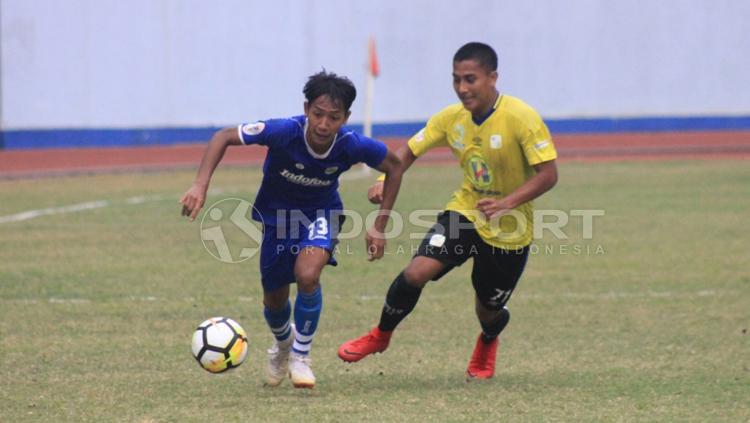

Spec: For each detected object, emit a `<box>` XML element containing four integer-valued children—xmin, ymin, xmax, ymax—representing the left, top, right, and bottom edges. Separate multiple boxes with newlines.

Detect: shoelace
<box><xmin>291</xmin><ymin>354</ymin><xmax>312</xmax><ymax>365</ymax></box>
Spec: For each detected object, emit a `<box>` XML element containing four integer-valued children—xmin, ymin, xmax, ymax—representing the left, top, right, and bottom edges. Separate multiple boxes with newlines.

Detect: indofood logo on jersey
<box><xmin>466</xmin><ymin>155</ymin><xmax>492</xmax><ymax>189</ymax></box>
<box><xmin>280</xmin><ymin>169</ymin><xmax>332</xmax><ymax>187</ymax></box>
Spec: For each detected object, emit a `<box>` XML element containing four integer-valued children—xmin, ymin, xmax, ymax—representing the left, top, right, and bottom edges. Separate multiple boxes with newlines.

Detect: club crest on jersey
<box><xmin>241</xmin><ymin>122</ymin><xmax>265</xmax><ymax>136</ymax></box>
<box><xmin>324</xmin><ymin>166</ymin><xmax>338</xmax><ymax>175</ymax></box>
<box><xmin>467</xmin><ymin>155</ymin><xmax>492</xmax><ymax>189</ymax></box>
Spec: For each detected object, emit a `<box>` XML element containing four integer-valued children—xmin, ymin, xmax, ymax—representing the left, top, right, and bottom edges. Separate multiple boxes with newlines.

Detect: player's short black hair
<box><xmin>303</xmin><ymin>70</ymin><xmax>357</xmax><ymax>111</ymax></box>
<box><xmin>453</xmin><ymin>42</ymin><xmax>498</xmax><ymax>72</ymax></box>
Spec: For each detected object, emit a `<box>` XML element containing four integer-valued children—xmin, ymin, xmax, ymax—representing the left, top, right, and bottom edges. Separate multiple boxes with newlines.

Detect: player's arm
<box><xmin>367</xmin><ymin>143</ymin><xmax>418</xmax><ymax>204</ymax></box>
<box><xmin>476</xmin><ymin>159</ymin><xmax>558</xmax><ymax>219</ymax></box>
<box><xmin>365</xmin><ymin>148</ymin><xmax>405</xmax><ymax>261</ymax></box>
<box><xmin>368</xmin><ymin>109</ymin><xmax>449</xmax><ymax>204</ymax></box>
<box><xmin>180</xmin><ymin>127</ymin><xmax>244</xmax><ymax>221</ymax></box>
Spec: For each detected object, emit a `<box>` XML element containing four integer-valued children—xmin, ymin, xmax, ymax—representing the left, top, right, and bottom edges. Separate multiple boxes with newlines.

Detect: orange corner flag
<box><xmin>368</xmin><ymin>38</ymin><xmax>380</xmax><ymax>78</ymax></box>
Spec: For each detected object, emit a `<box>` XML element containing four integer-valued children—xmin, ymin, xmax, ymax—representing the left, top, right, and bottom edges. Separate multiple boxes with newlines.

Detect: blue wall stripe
<box><xmin>2</xmin><ymin>115</ymin><xmax>750</xmax><ymax>150</ymax></box>
<box><xmin>1</xmin><ymin>127</ymin><xmax>219</xmax><ymax>150</ymax></box>
<box><xmin>544</xmin><ymin>116</ymin><xmax>750</xmax><ymax>133</ymax></box>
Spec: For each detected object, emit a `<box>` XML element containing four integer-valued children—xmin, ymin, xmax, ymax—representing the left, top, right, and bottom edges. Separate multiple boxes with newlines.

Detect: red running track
<box><xmin>1</xmin><ymin>131</ymin><xmax>748</xmax><ymax>179</ymax></box>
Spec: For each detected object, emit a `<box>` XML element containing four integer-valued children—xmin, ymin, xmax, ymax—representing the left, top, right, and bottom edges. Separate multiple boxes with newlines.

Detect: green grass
<box><xmin>1</xmin><ymin>160</ymin><xmax>749</xmax><ymax>422</ymax></box>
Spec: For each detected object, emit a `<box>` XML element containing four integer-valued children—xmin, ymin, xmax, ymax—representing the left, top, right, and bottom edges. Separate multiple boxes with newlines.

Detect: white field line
<box><xmin>0</xmin><ymin>200</ymin><xmax>110</xmax><ymax>223</ymax></box>
<box><xmin>48</xmin><ymin>297</ymin><xmax>91</xmax><ymax>304</ymax></box>
<box><xmin>124</xmin><ymin>195</ymin><xmax>164</xmax><ymax>205</ymax></box>
<box><xmin>0</xmin><ymin>195</ymin><xmax>169</xmax><ymax>224</ymax></box>
<box><xmin>1</xmin><ymin>167</ymin><xmax>373</xmax><ymax>225</ymax></box>
<box><xmin>339</xmin><ymin>165</ymin><xmax>375</xmax><ymax>181</ymax></box>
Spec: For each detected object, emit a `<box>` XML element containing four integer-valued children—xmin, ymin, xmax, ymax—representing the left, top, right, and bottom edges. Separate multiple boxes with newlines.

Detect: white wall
<box><xmin>2</xmin><ymin>0</ymin><xmax>749</xmax><ymax>129</ymax></box>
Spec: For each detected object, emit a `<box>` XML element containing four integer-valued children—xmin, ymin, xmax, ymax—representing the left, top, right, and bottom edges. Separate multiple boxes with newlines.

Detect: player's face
<box><xmin>452</xmin><ymin>59</ymin><xmax>498</xmax><ymax>118</ymax></box>
<box><xmin>304</xmin><ymin>95</ymin><xmax>350</xmax><ymax>149</ymax></box>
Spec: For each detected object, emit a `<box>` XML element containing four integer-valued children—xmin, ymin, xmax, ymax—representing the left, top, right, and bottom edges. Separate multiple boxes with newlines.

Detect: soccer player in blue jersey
<box><xmin>180</xmin><ymin>71</ymin><xmax>403</xmax><ymax>389</ymax></box>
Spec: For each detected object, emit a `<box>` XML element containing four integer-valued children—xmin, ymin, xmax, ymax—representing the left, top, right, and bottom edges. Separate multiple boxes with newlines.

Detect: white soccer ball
<box><xmin>191</xmin><ymin>317</ymin><xmax>249</xmax><ymax>373</ymax></box>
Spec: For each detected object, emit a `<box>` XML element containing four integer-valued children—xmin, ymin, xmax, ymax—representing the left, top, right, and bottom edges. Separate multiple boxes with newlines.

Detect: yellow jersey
<box><xmin>407</xmin><ymin>94</ymin><xmax>557</xmax><ymax>249</ymax></box>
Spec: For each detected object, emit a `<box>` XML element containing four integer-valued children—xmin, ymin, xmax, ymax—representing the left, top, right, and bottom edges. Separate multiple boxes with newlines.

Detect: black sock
<box><xmin>378</xmin><ymin>272</ymin><xmax>423</xmax><ymax>332</ymax></box>
<box><xmin>480</xmin><ymin>308</ymin><xmax>510</xmax><ymax>344</ymax></box>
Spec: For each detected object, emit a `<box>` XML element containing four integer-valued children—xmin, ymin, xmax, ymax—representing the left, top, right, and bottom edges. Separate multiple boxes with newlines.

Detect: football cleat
<box><xmin>337</xmin><ymin>327</ymin><xmax>391</xmax><ymax>363</ymax></box>
<box><xmin>466</xmin><ymin>333</ymin><xmax>498</xmax><ymax>380</ymax></box>
<box><xmin>265</xmin><ymin>324</ymin><xmax>295</xmax><ymax>387</ymax></box>
<box><xmin>289</xmin><ymin>352</ymin><xmax>315</xmax><ymax>389</ymax></box>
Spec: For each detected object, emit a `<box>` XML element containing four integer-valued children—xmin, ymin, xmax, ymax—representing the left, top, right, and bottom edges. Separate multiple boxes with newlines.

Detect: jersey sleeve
<box><xmin>354</xmin><ymin>135</ymin><xmax>388</xmax><ymax>169</ymax></box>
<box><xmin>517</xmin><ymin>109</ymin><xmax>557</xmax><ymax>165</ymax></box>
<box><xmin>407</xmin><ymin>108</ymin><xmax>451</xmax><ymax>157</ymax></box>
<box><xmin>237</xmin><ymin>118</ymin><xmax>297</xmax><ymax>147</ymax></box>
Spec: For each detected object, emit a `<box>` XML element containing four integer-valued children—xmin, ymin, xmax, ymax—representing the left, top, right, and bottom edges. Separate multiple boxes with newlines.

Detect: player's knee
<box><xmin>294</xmin><ymin>267</ymin><xmax>321</xmax><ymax>291</ymax></box>
<box><xmin>402</xmin><ymin>267</ymin><xmax>430</xmax><ymax>288</ymax></box>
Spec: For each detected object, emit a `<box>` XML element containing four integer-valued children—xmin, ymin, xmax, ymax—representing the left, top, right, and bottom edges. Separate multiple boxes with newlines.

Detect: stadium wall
<box><xmin>1</xmin><ymin>0</ymin><xmax>749</xmax><ymax>149</ymax></box>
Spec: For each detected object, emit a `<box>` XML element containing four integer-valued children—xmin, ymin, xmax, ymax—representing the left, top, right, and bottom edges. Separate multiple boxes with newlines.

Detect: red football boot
<box><xmin>466</xmin><ymin>333</ymin><xmax>498</xmax><ymax>380</ymax></box>
<box><xmin>338</xmin><ymin>327</ymin><xmax>391</xmax><ymax>362</ymax></box>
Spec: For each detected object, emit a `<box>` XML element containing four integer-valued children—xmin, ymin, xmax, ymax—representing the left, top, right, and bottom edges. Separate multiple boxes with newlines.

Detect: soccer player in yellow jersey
<box><xmin>338</xmin><ymin>42</ymin><xmax>559</xmax><ymax>380</ymax></box>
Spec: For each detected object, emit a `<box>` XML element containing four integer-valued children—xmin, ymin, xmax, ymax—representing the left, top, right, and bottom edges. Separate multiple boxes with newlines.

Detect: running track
<box><xmin>1</xmin><ymin>131</ymin><xmax>748</xmax><ymax>179</ymax></box>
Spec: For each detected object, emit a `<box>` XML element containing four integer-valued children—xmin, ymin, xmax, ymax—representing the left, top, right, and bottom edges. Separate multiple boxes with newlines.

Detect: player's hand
<box><xmin>367</xmin><ymin>181</ymin><xmax>385</xmax><ymax>204</ymax></box>
<box><xmin>476</xmin><ymin>198</ymin><xmax>512</xmax><ymax>219</ymax></box>
<box><xmin>365</xmin><ymin>227</ymin><xmax>386</xmax><ymax>261</ymax></box>
<box><xmin>180</xmin><ymin>183</ymin><xmax>208</xmax><ymax>221</ymax></box>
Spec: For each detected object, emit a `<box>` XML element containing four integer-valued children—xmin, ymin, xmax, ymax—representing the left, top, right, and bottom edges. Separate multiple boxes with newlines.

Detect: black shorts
<box><xmin>415</xmin><ymin>211</ymin><xmax>529</xmax><ymax>310</ymax></box>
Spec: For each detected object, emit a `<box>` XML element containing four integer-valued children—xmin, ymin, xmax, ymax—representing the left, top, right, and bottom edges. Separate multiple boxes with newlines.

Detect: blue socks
<box><xmin>263</xmin><ymin>287</ymin><xmax>323</xmax><ymax>355</ymax></box>
<box><xmin>292</xmin><ymin>287</ymin><xmax>322</xmax><ymax>356</ymax></box>
<box><xmin>263</xmin><ymin>300</ymin><xmax>292</xmax><ymax>343</ymax></box>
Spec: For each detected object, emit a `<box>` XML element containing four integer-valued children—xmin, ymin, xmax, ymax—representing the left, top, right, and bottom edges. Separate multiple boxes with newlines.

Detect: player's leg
<box><xmin>287</xmin><ymin>213</ymin><xmax>341</xmax><ymax>388</ymax></box>
<box><xmin>259</xmin><ymin>226</ymin><xmax>297</xmax><ymax>387</ymax></box>
<box><xmin>292</xmin><ymin>245</ymin><xmax>329</xmax><ymax>355</ymax></box>
<box><xmin>378</xmin><ymin>256</ymin><xmax>445</xmax><ymax>330</ymax></box>
<box><xmin>263</xmin><ymin>286</ymin><xmax>293</xmax><ymax>343</ymax></box>
<box><xmin>338</xmin><ymin>211</ymin><xmax>473</xmax><ymax>363</ymax></box>
<box><xmin>466</xmin><ymin>245</ymin><xmax>529</xmax><ymax>380</ymax></box>
<box><xmin>286</xmin><ymin>246</ymin><xmax>329</xmax><ymax>388</ymax></box>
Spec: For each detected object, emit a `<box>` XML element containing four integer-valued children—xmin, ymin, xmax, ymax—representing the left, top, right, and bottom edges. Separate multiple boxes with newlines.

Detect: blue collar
<box><xmin>472</xmin><ymin>107</ymin><xmax>495</xmax><ymax>126</ymax></box>
<box><xmin>471</xmin><ymin>93</ymin><xmax>501</xmax><ymax>126</ymax></box>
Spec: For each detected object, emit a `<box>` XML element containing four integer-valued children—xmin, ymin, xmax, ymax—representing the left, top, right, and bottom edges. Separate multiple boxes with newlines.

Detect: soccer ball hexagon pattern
<box><xmin>191</xmin><ymin>317</ymin><xmax>248</xmax><ymax>373</ymax></box>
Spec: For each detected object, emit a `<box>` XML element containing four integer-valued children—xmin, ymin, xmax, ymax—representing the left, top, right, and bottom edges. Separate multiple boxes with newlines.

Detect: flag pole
<box><xmin>362</xmin><ymin>37</ymin><xmax>379</xmax><ymax>175</ymax></box>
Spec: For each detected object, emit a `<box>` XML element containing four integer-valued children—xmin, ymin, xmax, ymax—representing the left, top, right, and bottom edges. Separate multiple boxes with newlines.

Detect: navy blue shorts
<box><xmin>259</xmin><ymin>212</ymin><xmax>344</xmax><ymax>292</ymax></box>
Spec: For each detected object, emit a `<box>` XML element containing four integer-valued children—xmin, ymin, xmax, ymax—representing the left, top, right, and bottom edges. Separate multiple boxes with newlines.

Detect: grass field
<box><xmin>1</xmin><ymin>160</ymin><xmax>749</xmax><ymax>422</ymax></box>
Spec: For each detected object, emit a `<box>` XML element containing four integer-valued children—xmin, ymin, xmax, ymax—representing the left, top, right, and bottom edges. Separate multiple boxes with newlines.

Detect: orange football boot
<box><xmin>338</xmin><ymin>327</ymin><xmax>391</xmax><ymax>362</ymax></box>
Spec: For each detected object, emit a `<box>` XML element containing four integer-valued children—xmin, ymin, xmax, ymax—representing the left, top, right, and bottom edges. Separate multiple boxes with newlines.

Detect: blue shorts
<box><xmin>259</xmin><ymin>212</ymin><xmax>344</xmax><ymax>292</ymax></box>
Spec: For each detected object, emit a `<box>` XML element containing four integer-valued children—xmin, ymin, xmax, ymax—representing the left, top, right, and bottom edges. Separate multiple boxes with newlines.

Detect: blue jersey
<box><xmin>237</xmin><ymin>115</ymin><xmax>387</xmax><ymax>225</ymax></box>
